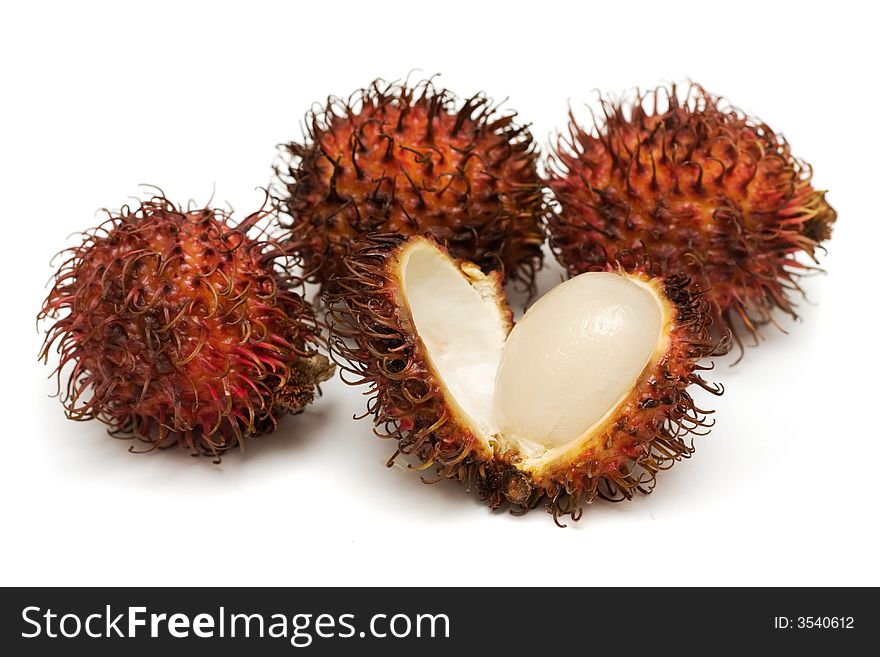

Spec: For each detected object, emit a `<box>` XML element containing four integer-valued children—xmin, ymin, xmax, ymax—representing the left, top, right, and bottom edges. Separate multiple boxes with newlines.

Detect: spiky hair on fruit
<box><xmin>38</xmin><ymin>195</ymin><xmax>334</xmax><ymax>458</ymax></box>
<box><xmin>326</xmin><ymin>234</ymin><xmax>724</xmax><ymax>525</ymax></box>
<box><xmin>275</xmin><ymin>77</ymin><xmax>547</xmax><ymax>292</ymax></box>
<box><xmin>546</xmin><ymin>83</ymin><xmax>836</xmax><ymax>355</ymax></box>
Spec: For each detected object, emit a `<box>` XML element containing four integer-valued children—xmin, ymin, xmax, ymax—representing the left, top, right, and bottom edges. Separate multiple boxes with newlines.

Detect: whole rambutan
<box><xmin>38</xmin><ymin>196</ymin><xmax>334</xmax><ymax>457</ymax></box>
<box><xmin>275</xmin><ymin>77</ymin><xmax>547</xmax><ymax>291</ymax></box>
<box><xmin>327</xmin><ymin>234</ymin><xmax>723</xmax><ymax>524</ymax></box>
<box><xmin>546</xmin><ymin>83</ymin><xmax>836</xmax><ymax>354</ymax></box>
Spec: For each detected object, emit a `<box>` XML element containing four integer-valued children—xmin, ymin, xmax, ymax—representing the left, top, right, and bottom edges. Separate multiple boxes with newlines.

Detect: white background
<box><xmin>2</xmin><ymin>0</ymin><xmax>877</xmax><ymax>587</ymax></box>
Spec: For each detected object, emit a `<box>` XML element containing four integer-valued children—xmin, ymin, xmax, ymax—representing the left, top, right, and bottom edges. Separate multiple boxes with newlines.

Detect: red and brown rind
<box><xmin>326</xmin><ymin>234</ymin><xmax>722</xmax><ymax>525</ymax></box>
<box><xmin>276</xmin><ymin>78</ymin><xmax>547</xmax><ymax>292</ymax></box>
<box><xmin>38</xmin><ymin>196</ymin><xmax>333</xmax><ymax>457</ymax></box>
<box><xmin>546</xmin><ymin>83</ymin><xmax>836</xmax><ymax>354</ymax></box>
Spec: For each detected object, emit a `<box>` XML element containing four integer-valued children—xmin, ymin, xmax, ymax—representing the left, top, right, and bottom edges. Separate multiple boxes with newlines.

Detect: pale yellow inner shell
<box><xmin>400</xmin><ymin>240</ymin><xmax>667</xmax><ymax>471</ymax></box>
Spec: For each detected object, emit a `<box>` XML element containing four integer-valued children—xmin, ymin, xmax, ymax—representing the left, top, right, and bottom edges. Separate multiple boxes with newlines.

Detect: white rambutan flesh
<box><xmin>399</xmin><ymin>239</ymin><xmax>672</xmax><ymax>472</ymax></box>
<box><xmin>495</xmin><ymin>273</ymin><xmax>666</xmax><ymax>456</ymax></box>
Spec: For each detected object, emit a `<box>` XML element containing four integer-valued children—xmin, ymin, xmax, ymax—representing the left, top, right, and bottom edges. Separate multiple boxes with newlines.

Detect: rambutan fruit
<box><xmin>275</xmin><ymin>77</ymin><xmax>546</xmax><ymax>292</ymax></box>
<box><xmin>546</xmin><ymin>83</ymin><xmax>836</xmax><ymax>354</ymax></box>
<box><xmin>38</xmin><ymin>196</ymin><xmax>334</xmax><ymax>457</ymax></box>
<box><xmin>326</xmin><ymin>235</ymin><xmax>723</xmax><ymax>524</ymax></box>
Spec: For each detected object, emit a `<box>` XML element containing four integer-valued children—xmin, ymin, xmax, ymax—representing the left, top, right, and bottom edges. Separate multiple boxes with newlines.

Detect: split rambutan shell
<box><xmin>38</xmin><ymin>196</ymin><xmax>334</xmax><ymax>457</ymax></box>
<box><xmin>546</xmin><ymin>83</ymin><xmax>836</xmax><ymax>354</ymax></box>
<box><xmin>275</xmin><ymin>78</ymin><xmax>547</xmax><ymax>292</ymax></box>
<box><xmin>326</xmin><ymin>234</ymin><xmax>723</xmax><ymax>524</ymax></box>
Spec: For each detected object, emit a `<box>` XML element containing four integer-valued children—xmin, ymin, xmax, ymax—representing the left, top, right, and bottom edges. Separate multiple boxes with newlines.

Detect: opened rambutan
<box><xmin>275</xmin><ymin>77</ymin><xmax>546</xmax><ymax>291</ymax></box>
<box><xmin>326</xmin><ymin>234</ymin><xmax>723</xmax><ymax>524</ymax></box>
<box><xmin>546</xmin><ymin>84</ymin><xmax>836</xmax><ymax>354</ymax></box>
<box><xmin>38</xmin><ymin>196</ymin><xmax>334</xmax><ymax>457</ymax></box>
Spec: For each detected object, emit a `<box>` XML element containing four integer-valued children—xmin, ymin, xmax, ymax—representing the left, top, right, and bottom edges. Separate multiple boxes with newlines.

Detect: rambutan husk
<box><xmin>275</xmin><ymin>77</ymin><xmax>547</xmax><ymax>293</ymax></box>
<box><xmin>326</xmin><ymin>234</ymin><xmax>724</xmax><ymax>525</ymax></box>
<box><xmin>546</xmin><ymin>83</ymin><xmax>836</xmax><ymax>357</ymax></box>
<box><xmin>38</xmin><ymin>196</ymin><xmax>334</xmax><ymax>458</ymax></box>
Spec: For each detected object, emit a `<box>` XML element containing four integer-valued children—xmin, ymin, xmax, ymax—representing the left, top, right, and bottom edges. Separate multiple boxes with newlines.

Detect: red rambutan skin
<box><xmin>38</xmin><ymin>197</ymin><xmax>333</xmax><ymax>457</ymax></box>
<box><xmin>276</xmin><ymin>78</ymin><xmax>547</xmax><ymax>291</ymax></box>
<box><xmin>547</xmin><ymin>84</ymin><xmax>836</xmax><ymax>353</ymax></box>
